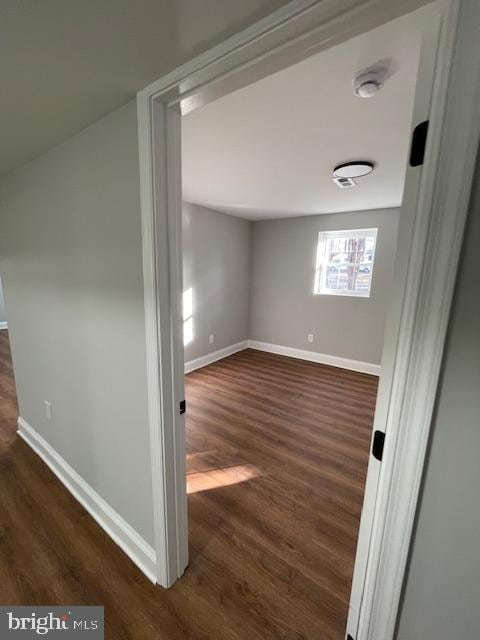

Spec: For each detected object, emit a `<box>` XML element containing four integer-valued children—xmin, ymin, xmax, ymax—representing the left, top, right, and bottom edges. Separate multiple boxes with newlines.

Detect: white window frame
<box><xmin>314</xmin><ymin>228</ymin><xmax>378</xmax><ymax>298</ymax></box>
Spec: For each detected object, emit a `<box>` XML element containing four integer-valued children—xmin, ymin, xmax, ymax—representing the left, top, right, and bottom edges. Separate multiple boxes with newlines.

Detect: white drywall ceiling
<box><xmin>0</xmin><ymin>0</ymin><xmax>291</xmax><ymax>177</ymax></box>
<box><xmin>182</xmin><ymin>9</ymin><xmax>426</xmax><ymax>220</ymax></box>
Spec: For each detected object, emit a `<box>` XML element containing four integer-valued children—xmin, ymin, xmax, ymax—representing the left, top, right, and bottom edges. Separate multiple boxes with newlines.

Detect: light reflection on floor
<box><xmin>187</xmin><ymin>463</ymin><xmax>261</xmax><ymax>494</ymax></box>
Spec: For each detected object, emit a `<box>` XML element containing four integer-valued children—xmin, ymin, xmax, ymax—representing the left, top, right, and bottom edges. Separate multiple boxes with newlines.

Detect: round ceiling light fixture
<box><xmin>333</xmin><ymin>161</ymin><xmax>375</xmax><ymax>179</ymax></box>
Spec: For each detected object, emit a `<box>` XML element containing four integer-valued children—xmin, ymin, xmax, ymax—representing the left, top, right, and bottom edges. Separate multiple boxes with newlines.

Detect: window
<box><xmin>314</xmin><ymin>228</ymin><xmax>377</xmax><ymax>297</ymax></box>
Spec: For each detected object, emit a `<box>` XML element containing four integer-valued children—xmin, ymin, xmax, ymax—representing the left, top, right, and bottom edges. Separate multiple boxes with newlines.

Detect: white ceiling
<box><xmin>182</xmin><ymin>9</ymin><xmax>427</xmax><ymax>220</ymax></box>
<box><xmin>0</xmin><ymin>0</ymin><xmax>291</xmax><ymax>177</ymax></box>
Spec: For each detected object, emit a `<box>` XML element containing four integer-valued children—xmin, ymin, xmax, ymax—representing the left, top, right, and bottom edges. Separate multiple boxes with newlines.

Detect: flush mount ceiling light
<box><xmin>333</xmin><ymin>161</ymin><xmax>375</xmax><ymax>179</ymax></box>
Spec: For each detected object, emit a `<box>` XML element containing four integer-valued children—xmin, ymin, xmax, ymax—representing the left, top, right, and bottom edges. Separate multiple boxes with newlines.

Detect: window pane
<box><xmin>315</xmin><ymin>229</ymin><xmax>377</xmax><ymax>297</ymax></box>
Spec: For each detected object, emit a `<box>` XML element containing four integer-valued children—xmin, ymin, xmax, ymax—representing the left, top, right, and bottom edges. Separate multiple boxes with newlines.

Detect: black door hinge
<box><xmin>372</xmin><ymin>430</ymin><xmax>385</xmax><ymax>461</ymax></box>
<box><xmin>409</xmin><ymin>120</ymin><xmax>429</xmax><ymax>167</ymax></box>
<box><xmin>179</xmin><ymin>400</ymin><xmax>186</xmax><ymax>415</ymax></box>
<box><xmin>347</xmin><ymin>635</ymin><xmax>355</xmax><ymax>640</ymax></box>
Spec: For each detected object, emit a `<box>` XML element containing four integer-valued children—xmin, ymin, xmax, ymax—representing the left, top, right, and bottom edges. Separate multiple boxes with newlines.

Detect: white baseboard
<box><xmin>184</xmin><ymin>338</ymin><xmax>381</xmax><ymax>375</ymax></box>
<box><xmin>185</xmin><ymin>340</ymin><xmax>248</xmax><ymax>374</ymax></box>
<box><xmin>247</xmin><ymin>340</ymin><xmax>381</xmax><ymax>376</ymax></box>
<box><xmin>17</xmin><ymin>417</ymin><xmax>157</xmax><ymax>583</ymax></box>
<box><xmin>0</xmin><ymin>322</ymin><xmax>7</xmax><ymax>330</ymax></box>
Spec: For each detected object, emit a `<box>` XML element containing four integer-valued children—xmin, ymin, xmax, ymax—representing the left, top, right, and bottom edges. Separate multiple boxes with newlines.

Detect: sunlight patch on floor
<box><xmin>187</xmin><ymin>463</ymin><xmax>261</xmax><ymax>494</ymax></box>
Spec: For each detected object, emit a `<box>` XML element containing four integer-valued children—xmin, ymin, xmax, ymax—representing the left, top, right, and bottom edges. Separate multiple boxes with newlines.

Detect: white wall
<box><xmin>396</xmin><ymin>157</ymin><xmax>480</xmax><ymax>640</ymax></box>
<box><xmin>0</xmin><ymin>275</ymin><xmax>6</xmax><ymax>325</ymax></box>
<box><xmin>0</xmin><ymin>100</ymin><xmax>154</xmax><ymax>546</ymax></box>
<box><xmin>183</xmin><ymin>202</ymin><xmax>251</xmax><ymax>363</ymax></box>
<box><xmin>249</xmin><ymin>208</ymin><xmax>399</xmax><ymax>365</ymax></box>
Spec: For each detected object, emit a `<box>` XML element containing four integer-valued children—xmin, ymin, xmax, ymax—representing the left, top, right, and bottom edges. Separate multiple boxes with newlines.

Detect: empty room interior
<box><xmin>1</xmin><ymin>1</ymin><xmax>479</xmax><ymax>639</ymax></box>
<box><xmin>181</xmin><ymin>8</ymin><xmax>425</xmax><ymax>637</ymax></box>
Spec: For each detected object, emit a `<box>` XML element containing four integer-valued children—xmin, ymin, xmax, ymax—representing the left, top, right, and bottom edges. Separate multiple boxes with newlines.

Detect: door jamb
<box><xmin>137</xmin><ymin>1</ymin><xmax>480</xmax><ymax>638</ymax></box>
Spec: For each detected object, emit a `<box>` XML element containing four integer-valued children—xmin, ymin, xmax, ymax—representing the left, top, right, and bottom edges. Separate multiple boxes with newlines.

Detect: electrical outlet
<box><xmin>45</xmin><ymin>401</ymin><xmax>53</xmax><ymax>421</ymax></box>
<box><xmin>307</xmin><ymin>334</ymin><xmax>314</xmax><ymax>343</ymax></box>
<box><xmin>209</xmin><ymin>334</ymin><xmax>214</xmax><ymax>344</ymax></box>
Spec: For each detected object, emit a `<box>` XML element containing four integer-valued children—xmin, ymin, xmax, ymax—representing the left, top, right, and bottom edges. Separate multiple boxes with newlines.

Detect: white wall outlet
<box><xmin>209</xmin><ymin>334</ymin><xmax>214</xmax><ymax>344</ymax></box>
<box><xmin>45</xmin><ymin>401</ymin><xmax>53</xmax><ymax>421</ymax></box>
<box><xmin>307</xmin><ymin>334</ymin><xmax>314</xmax><ymax>343</ymax></box>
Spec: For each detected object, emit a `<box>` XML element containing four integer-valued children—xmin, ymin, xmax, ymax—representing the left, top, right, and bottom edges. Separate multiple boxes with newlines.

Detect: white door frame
<box><xmin>137</xmin><ymin>0</ymin><xmax>480</xmax><ymax>638</ymax></box>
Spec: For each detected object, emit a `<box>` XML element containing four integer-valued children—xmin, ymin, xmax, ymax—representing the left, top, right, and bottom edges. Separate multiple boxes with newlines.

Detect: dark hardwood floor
<box><xmin>0</xmin><ymin>330</ymin><xmax>18</xmax><ymax>441</ymax></box>
<box><xmin>0</xmin><ymin>334</ymin><xmax>377</xmax><ymax>640</ymax></box>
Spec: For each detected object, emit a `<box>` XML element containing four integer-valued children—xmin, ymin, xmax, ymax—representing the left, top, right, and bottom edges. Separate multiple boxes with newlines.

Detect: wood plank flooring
<box><xmin>0</xmin><ymin>335</ymin><xmax>377</xmax><ymax>640</ymax></box>
<box><xmin>0</xmin><ymin>330</ymin><xmax>18</xmax><ymax>441</ymax></box>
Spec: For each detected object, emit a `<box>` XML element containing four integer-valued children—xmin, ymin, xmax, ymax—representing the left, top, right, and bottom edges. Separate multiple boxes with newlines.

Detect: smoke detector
<box><xmin>353</xmin><ymin>69</ymin><xmax>385</xmax><ymax>98</ymax></box>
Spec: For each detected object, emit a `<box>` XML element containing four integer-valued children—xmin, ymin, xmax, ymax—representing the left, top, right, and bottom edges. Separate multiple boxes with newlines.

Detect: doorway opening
<box><xmin>138</xmin><ymin>0</ymin><xmax>480</xmax><ymax>638</ymax></box>
<box><xmin>177</xmin><ymin>5</ymin><xmax>432</xmax><ymax>639</ymax></box>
